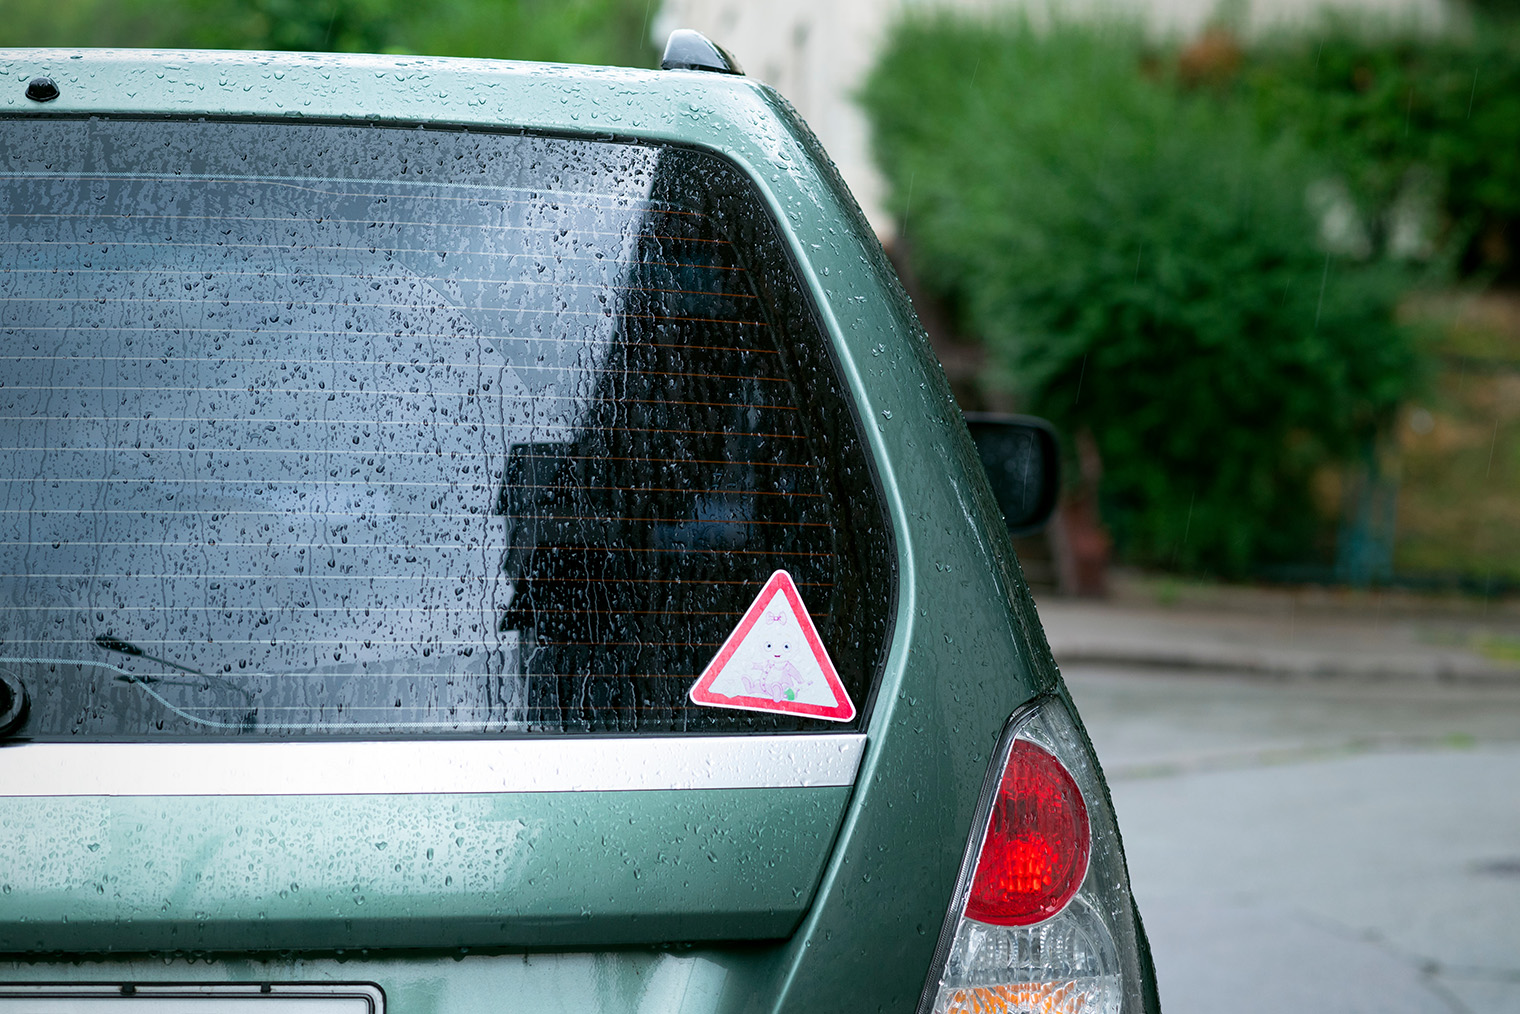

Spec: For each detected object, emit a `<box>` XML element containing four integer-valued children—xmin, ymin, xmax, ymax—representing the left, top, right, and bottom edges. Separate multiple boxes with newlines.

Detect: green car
<box><xmin>0</xmin><ymin>31</ymin><xmax>1159</xmax><ymax>1014</ymax></box>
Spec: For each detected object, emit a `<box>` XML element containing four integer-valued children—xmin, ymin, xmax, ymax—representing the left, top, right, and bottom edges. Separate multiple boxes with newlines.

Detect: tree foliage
<box><xmin>0</xmin><ymin>0</ymin><xmax>658</xmax><ymax>67</ymax></box>
<box><xmin>1242</xmin><ymin>25</ymin><xmax>1520</xmax><ymax>279</ymax></box>
<box><xmin>863</xmin><ymin>16</ymin><xmax>1419</xmax><ymax>576</ymax></box>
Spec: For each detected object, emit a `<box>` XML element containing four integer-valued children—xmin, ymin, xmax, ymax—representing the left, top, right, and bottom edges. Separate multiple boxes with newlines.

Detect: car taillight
<box><xmin>918</xmin><ymin>695</ymin><xmax>1152</xmax><ymax>1014</ymax></box>
<box><xmin>965</xmin><ymin>740</ymin><xmax>1090</xmax><ymax>926</ymax></box>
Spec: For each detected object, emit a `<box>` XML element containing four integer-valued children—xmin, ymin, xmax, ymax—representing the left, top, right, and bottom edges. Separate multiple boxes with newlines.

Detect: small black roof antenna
<box><xmin>661</xmin><ymin>29</ymin><xmax>744</xmax><ymax>75</ymax></box>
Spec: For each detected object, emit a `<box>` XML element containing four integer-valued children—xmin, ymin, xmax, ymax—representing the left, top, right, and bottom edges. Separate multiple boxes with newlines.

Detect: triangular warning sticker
<box><xmin>689</xmin><ymin>569</ymin><xmax>856</xmax><ymax>723</ymax></box>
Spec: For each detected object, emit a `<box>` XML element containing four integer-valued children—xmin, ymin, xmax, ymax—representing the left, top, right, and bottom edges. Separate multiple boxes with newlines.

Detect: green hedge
<box><xmin>863</xmin><ymin>16</ymin><xmax>1419</xmax><ymax>576</ymax></box>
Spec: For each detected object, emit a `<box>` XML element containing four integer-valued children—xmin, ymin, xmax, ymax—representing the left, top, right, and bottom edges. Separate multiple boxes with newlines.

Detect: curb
<box><xmin>1050</xmin><ymin>644</ymin><xmax>1520</xmax><ymax>684</ymax></box>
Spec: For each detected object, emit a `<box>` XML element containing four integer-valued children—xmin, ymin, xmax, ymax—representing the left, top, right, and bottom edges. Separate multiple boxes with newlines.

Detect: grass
<box><xmin>1477</xmin><ymin>635</ymin><xmax>1520</xmax><ymax>664</ymax></box>
<box><xmin>1394</xmin><ymin>291</ymin><xmax>1520</xmax><ymax>584</ymax></box>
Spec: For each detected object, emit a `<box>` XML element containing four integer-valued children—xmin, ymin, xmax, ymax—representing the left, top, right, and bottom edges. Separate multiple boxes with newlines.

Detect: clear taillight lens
<box><xmin>919</xmin><ymin>695</ymin><xmax>1150</xmax><ymax>1014</ymax></box>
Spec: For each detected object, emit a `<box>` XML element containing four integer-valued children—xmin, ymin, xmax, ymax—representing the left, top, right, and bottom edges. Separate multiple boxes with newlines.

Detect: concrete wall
<box><xmin>653</xmin><ymin>0</ymin><xmax>1452</xmax><ymax>237</ymax></box>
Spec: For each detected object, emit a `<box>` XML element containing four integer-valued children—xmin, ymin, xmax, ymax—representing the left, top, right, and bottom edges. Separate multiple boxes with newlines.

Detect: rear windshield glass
<box><xmin>0</xmin><ymin>118</ymin><xmax>893</xmax><ymax>738</ymax></box>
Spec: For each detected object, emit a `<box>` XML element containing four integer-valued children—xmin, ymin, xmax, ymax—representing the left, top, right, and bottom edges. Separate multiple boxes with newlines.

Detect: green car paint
<box><xmin>0</xmin><ymin>789</ymin><xmax>851</xmax><ymax>952</ymax></box>
<box><xmin>0</xmin><ymin>47</ymin><xmax>1072</xmax><ymax>1012</ymax></box>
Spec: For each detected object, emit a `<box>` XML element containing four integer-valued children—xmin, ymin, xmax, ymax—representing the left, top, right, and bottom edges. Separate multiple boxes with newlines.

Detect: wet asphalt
<box><xmin>1066</xmin><ymin>663</ymin><xmax>1520</xmax><ymax>1014</ymax></box>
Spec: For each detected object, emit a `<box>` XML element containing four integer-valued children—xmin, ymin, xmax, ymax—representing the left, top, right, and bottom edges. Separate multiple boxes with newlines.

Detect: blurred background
<box><xmin>13</xmin><ymin>0</ymin><xmax>1513</xmax><ymax>604</ymax></box>
<box><xmin>5</xmin><ymin>0</ymin><xmax>1519</xmax><ymax>1010</ymax></box>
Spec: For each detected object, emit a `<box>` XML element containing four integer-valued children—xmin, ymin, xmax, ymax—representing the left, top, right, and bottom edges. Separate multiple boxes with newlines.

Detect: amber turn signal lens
<box><xmin>942</xmin><ymin>981</ymin><xmax>1102</xmax><ymax>1014</ymax></box>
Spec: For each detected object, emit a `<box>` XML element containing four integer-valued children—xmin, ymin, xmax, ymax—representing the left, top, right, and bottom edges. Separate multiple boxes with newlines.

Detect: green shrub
<box><xmin>1241</xmin><ymin>25</ymin><xmax>1520</xmax><ymax>278</ymax></box>
<box><xmin>862</xmin><ymin>15</ymin><xmax>1419</xmax><ymax>576</ymax></box>
<box><xmin>0</xmin><ymin>0</ymin><xmax>658</xmax><ymax>67</ymax></box>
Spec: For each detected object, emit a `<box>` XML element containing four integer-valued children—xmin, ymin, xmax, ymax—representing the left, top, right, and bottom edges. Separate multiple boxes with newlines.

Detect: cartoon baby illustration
<box><xmin>691</xmin><ymin>570</ymin><xmax>854</xmax><ymax>720</ymax></box>
<box><xmin>739</xmin><ymin>610</ymin><xmax>816</xmax><ymax>702</ymax></box>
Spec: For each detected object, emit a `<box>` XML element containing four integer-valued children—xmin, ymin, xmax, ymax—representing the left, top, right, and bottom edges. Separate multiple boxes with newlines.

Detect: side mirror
<box><xmin>964</xmin><ymin>413</ymin><xmax>1061</xmax><ymax>536</ymax></box>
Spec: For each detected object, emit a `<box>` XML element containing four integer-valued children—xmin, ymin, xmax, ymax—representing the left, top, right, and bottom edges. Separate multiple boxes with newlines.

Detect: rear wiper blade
<box><xmin>93</xmin><ymin>634</ymin><xmax>254</xmax><ymax>701</ymax></box>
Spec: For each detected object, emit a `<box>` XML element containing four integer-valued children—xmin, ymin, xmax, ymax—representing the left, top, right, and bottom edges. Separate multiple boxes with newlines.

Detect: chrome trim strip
<box><xmin>0</xmin><ymin>734</ymin><xmax>866</xmax><ymax>797</ymax></box>
<box><xmin>0</xmin><ymin>984</ymin><xmax>383</xmax><ymax>1013</ymax></box>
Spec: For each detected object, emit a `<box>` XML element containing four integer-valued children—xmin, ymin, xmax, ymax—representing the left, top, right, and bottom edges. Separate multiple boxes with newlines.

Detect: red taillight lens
<box><xmin>964</xmin><ymin>739</ymin><xmax>1090</xmax><ymax>926</ymax></box>
<box><xmin>919</xmin><ymin>700</ymin><xmax>1147</xmax><ymax>1014</ymax></box>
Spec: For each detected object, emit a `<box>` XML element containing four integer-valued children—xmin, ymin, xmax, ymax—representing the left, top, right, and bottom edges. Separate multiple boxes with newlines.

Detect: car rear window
<box><xmin>0</xmin><ymin>117</ymin><xmax>893</xmax><ymax>738</ymax></box>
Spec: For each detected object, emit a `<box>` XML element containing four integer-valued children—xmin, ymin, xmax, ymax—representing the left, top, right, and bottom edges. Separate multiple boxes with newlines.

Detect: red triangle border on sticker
<box><xmin>688</xmin><ymin>569</ymin><xmax>856</xmax><ymax>723</ymax></box>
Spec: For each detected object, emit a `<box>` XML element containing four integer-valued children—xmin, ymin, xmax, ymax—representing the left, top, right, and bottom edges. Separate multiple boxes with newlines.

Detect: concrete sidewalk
<box><xmin>1036</xmin><ymin>581</ymin><xmax>1520</xmax><ymax>682</ymax></box>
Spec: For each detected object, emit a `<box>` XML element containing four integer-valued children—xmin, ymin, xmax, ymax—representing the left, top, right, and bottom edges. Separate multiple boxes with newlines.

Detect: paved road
<box><xmin>1064</xmin><ymin>665</ymin><xmax>1520</xmax><ymax>1014</ymax></box>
